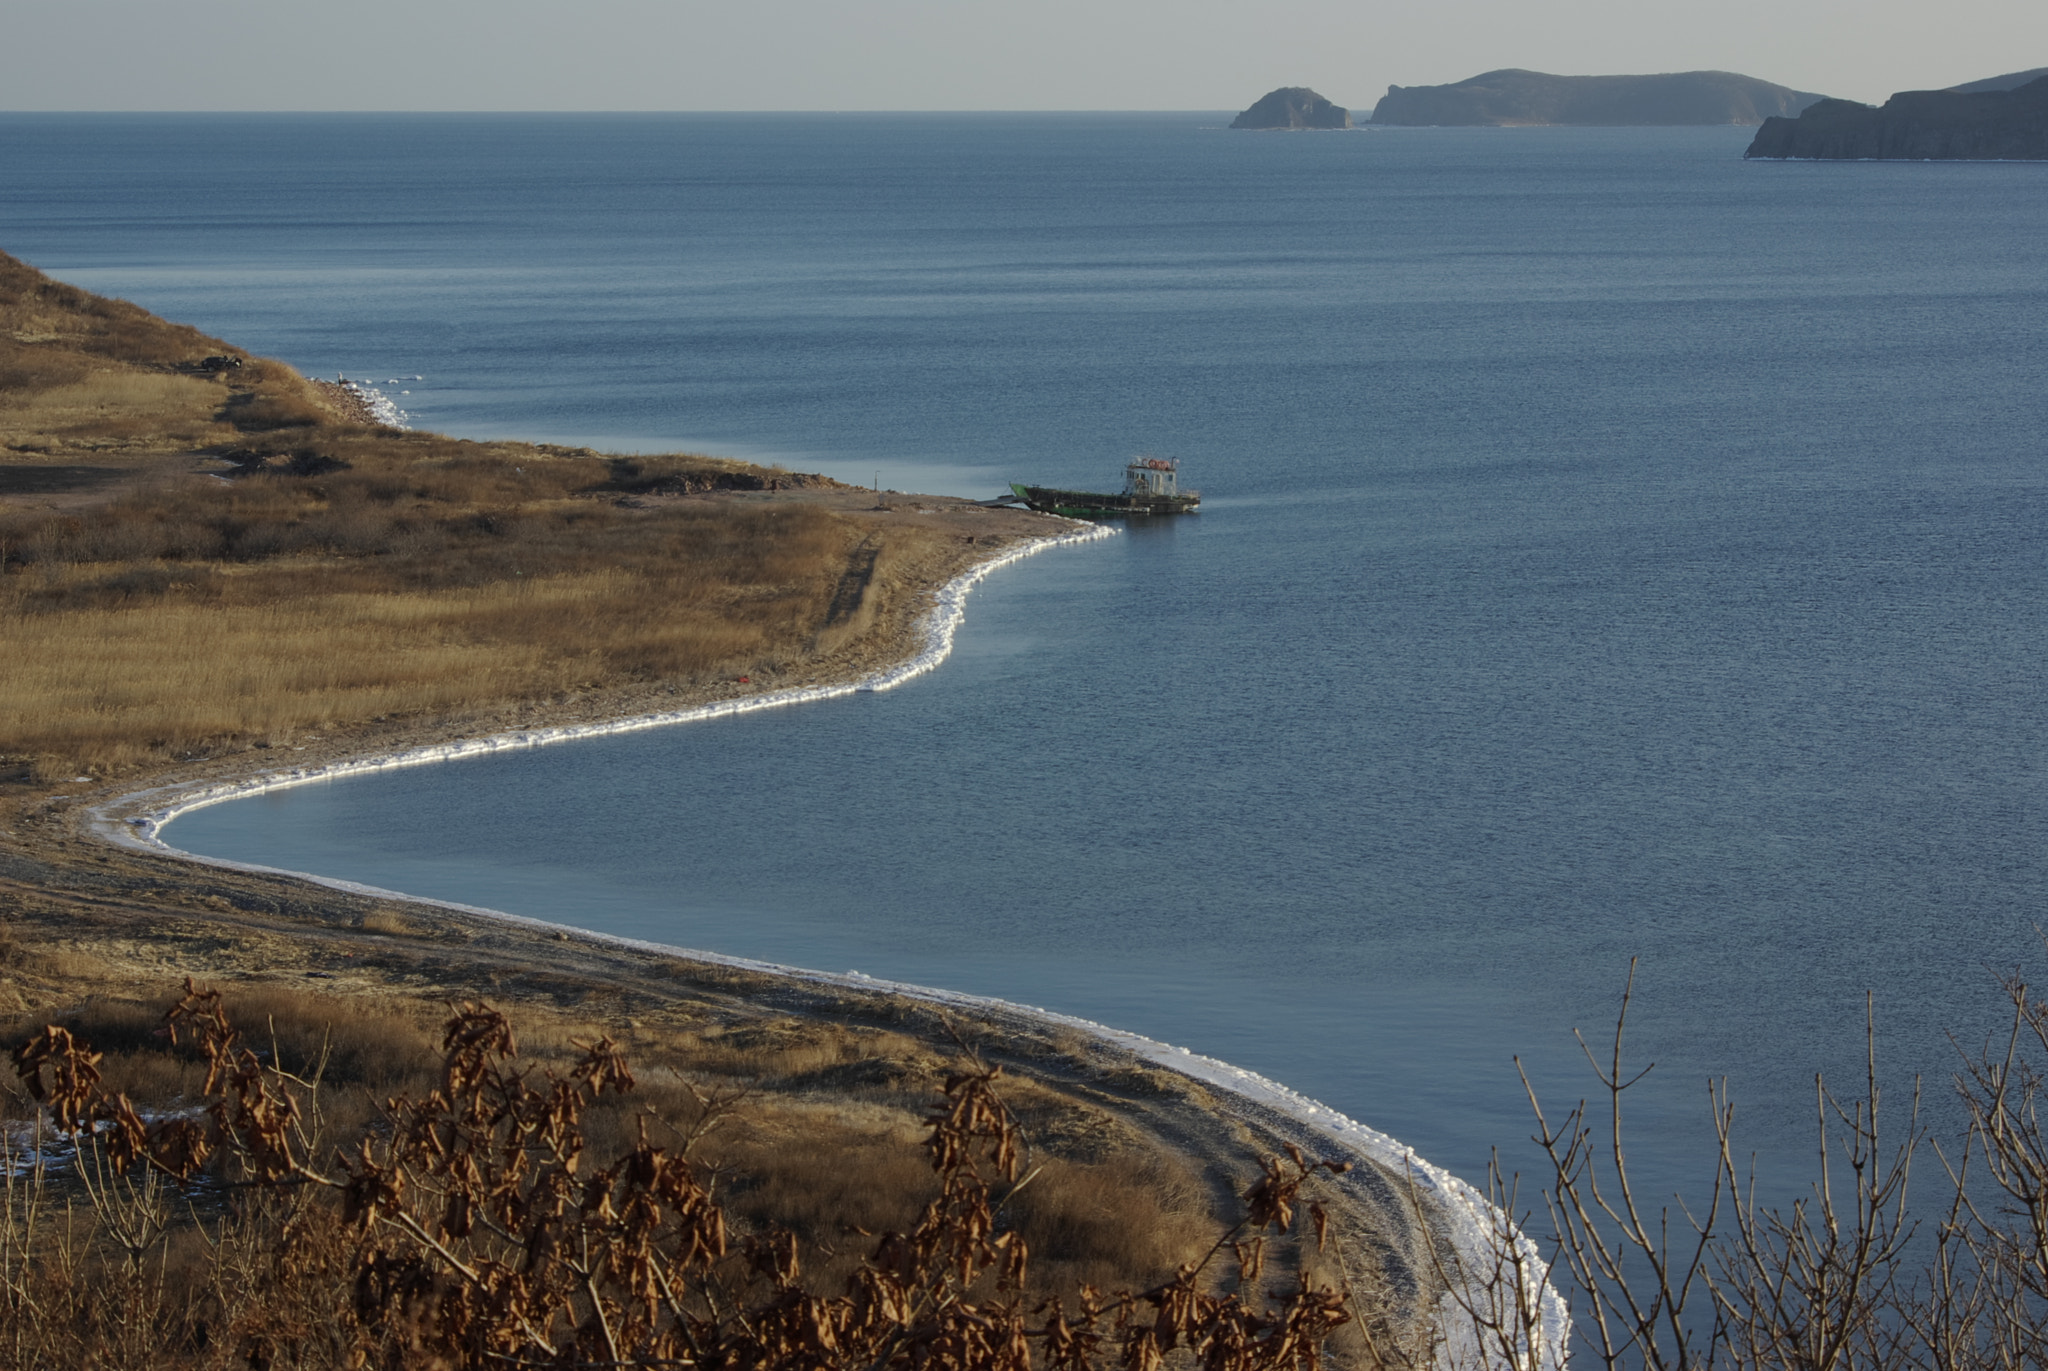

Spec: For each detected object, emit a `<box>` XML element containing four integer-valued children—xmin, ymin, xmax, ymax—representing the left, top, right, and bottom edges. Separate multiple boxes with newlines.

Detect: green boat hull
<box><xmin>1009</xmin><ymin>483</ymin><xmax>1200</xmax><ymax>519</ymax></box>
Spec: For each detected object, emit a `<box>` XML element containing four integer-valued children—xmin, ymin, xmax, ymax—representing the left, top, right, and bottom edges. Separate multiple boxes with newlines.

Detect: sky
<box><xmin>4</xmin><ymin>0</ymin><xmax>2044</xmax><ymax>112</ymax></box>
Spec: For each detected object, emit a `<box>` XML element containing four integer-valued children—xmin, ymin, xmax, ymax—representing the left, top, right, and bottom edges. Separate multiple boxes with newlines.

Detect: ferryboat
<box><xmin>1008</xmin><ymin>458</ymin><xmax>1200</xmax><ymax>518</ymax></box>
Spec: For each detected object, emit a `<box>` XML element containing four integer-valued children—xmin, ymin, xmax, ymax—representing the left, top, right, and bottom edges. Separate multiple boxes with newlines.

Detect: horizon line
<box><xmin>2</xmin><ymin>107</ymin><xmax>1268</xmax><ymax>116</ymax></box>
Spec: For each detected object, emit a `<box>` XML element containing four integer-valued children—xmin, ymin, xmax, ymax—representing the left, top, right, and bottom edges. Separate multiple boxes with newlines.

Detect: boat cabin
<box><xmin>1124</xmin><ymin>458</ymin><xmax>1181</xmax><ymax>498</ymax></box>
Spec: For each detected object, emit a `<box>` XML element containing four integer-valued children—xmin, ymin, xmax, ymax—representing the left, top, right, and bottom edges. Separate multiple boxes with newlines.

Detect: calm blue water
<box><xmin>7</xmin><ymin>114</ymin><xmax>2047</xmax><ymax>1206</ymax></box>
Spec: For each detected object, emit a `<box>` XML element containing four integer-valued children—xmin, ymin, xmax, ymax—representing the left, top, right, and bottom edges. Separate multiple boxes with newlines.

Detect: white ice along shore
<box><xmin>87</xmin><ymin>520</ymin><xmax>1566</xmax><ymax>1369</ymax></box>
<box><xmin>332</xmin><ymin>375</ymin><xmax>411</xmax><ymax>429</ymax></box>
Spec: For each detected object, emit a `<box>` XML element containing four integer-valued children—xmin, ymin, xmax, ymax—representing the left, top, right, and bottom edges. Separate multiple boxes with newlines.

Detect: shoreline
<box><xmin>82</xmin><ymin>519</ymin><xmax>1566</xmax><ymax>1362</ymax></box>
<box><xmin>94</xmin><ymin>521</ymin><xmax>1117</xmax><ymax>844</ymax></box>
<box><xmin>0</xmin><ymin>246</ymin><xmax>1553</xmax><ymax>1355</ymax></box>
<box><xmin>306</xmin><ymin>376</ymin><xmax>411</xmax><ymax>428</ymax></box>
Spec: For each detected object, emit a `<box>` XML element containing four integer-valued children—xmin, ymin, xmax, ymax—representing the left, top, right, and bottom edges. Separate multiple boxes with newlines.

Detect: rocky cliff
<box><xmin>1369</xmin><ymin>69</ymin><xmax>1824</xmax><ymax>126</ymax></box>
<box><xmin>1230</xmin><ymin>87</ymin><xmax>1352</xmax><ymax>130</ymax></box>
<box><xmin>1746</xmin><ymin>73</ymin><xmax>2048</xmax><ymax>158</ymax></box>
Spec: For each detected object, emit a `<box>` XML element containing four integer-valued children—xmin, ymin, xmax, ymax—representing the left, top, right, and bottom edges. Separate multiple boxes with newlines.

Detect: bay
<box><xmin>6</xmin><ymin>113</ymin><xmax>2047</xmax><ymax>1205</ymax></box>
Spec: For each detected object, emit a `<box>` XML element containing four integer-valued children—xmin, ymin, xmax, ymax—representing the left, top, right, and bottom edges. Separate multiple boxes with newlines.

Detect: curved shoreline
<box><xmin>95</xmin><ymin>523</ymin><xmax>1115</xmax><ymax>843</ymax></box>
<box><xmin>85</xmin><ymin>523</ymin><xmax>1566</xmax><ymax>1366</ymax></box>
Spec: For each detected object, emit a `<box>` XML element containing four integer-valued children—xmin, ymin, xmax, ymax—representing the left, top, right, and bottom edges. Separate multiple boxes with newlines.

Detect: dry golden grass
<box><xmin>0</xmin><ymin>256</ymin><xmax>230</xmax><ymax>371</ymax></box>
<box><xmin>0</xmin><ymin>444</ymin><xmax>930</xmax><ymax>775</ymax></box>
<box><xmin>356</xmin><ymin>908</ymin><xmax>418</xmax><ymax>936</ymax></box>
<box><xmin>0</xmin><ymin>249</ymin><xmax>913</xmax><ymax>777</ymax></box>
<box><xmin>2</xmin><ymin>544</ymin><xmax>838</xmax><ymax>775</ymax></box>
<box><xmin>3</xmin><ymin>371</ymin><xmax>223</xmax><ymax>446</ymax></box>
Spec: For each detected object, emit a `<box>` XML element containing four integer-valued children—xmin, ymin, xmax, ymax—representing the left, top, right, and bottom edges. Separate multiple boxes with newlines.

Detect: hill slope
<box><xmin>1370</xmin><ymin>68</ymin><xmax>1826</xmax><ymax>126</ymax></box>
<box><xmin>1945</xmin><ymin>67</ymin><xmax>2048</xmax><ymax>95</ymax></box>
<box><xmin>1230</xmin><ymin>86</ymin><xmax>1352</xmax><ymax>129</ymax></box>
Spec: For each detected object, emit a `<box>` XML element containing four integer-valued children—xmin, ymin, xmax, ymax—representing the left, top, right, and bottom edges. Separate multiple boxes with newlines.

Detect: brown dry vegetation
<box><xmin>0</xmin><ymin>982</ymin><xmax>1224</xmax><ymax>1295</ymax></box>
<box><xmin>2</xmin><ymin>486</ymin><xmax>858</xmax><ymax>775</ymax></box>
<box><xmin>0</xmin><ymin>836</ymin><xmax>1445</xmax><ymax>1370</ymax></box>
<box><xmin>0</xmin><ymin>978</ymin><xmax>1387</xmax><ymax>1370</ymax></box>
<box><xmin>0</xmin><ymin>249</ymin><xmax>1039</xmax><ymax>780</ymax></box>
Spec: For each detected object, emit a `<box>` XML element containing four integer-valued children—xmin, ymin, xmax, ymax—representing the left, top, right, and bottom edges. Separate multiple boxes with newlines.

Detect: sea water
<box><xmin>5</xmin><ymin>114</ymin><xmax>2047</xmax><ymax>1208</ymax></box>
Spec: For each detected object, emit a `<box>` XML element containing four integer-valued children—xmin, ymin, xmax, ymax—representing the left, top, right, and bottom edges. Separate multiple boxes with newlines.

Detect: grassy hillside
<box><xmin>0</xmin><ymin>250</ymin><xmax>1018</xmax><ymax>781</ymax></box>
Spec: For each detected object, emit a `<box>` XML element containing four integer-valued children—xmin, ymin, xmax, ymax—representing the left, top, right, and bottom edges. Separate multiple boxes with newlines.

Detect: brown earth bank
<box><xmin>0</xmin><ymin>249</ymin><xmax>1453</xmax><ymax>1364</ymax></box>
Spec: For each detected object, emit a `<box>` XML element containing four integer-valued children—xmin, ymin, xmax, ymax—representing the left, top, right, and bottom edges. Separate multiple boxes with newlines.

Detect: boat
<box><xmin>1008</xmin><ymin>458</ymin><xmax>1200</xmax><ymax>518</ymax></box>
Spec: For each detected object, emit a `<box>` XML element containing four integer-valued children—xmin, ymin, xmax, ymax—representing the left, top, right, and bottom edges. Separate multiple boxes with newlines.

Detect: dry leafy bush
<box><xmin>0</xmin><ymin>989</ymin><xmax>444</xmax><ymax>1166</ymax></box>
<box><xmin>0</xmin><ymin>985</ymin><xmax>1359</xmax><ymax>1371</ymax></box>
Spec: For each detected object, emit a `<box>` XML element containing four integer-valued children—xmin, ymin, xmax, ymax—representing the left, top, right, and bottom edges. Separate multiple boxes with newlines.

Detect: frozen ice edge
<box><xmin>335</xmin><ymin>378</ymin><xmax>409</xmax><ymax>429</ymax></box>
<box><xmin>103</xmin><ymin>524</ymin><xmax>1111</xmax><ymax>834</ymax></box>
<box><xmin>86</xmin><ymin>520</ymin><xmax>1565</xmax><ymax>1368</ymax></box>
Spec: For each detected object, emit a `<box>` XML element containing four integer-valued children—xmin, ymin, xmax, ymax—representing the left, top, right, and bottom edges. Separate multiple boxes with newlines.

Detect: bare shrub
<box><xmin>1441</xmin><ymin>960</ymin><xmax>2048</xmax><ymax>1371</ymax></box>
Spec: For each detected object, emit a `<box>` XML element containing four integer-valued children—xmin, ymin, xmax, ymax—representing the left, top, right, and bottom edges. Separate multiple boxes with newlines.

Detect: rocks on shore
<box><xmin>1369</xmin><ymin>69</ymin><xmax>1825</xmax><ymax>126</ymax></box>
<box><xmin>1230</xmin><ymin>87</ymin><xmax>1352</xmax><ymax>130</ymax></box>
<box><xmin>1745</xmin><ymin>71</ymin><xmax>2048</xmax><ymax>159</ymax></box>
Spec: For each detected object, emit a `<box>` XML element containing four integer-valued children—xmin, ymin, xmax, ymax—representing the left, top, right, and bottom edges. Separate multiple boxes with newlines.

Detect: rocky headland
<box><xmin>1370</xmin><ymin>68</ymin><xmax>1825</xmax><ymax>126</ymax></box>
<box><xmin>1745</xmin><ymin>69</ymin><xmax>2048</xmax><ymax>159</ymax></box>
<box><xmin>1230</xmin><ymin>86</ymin><xmax>1352</xmax><ymax>129</ymax></box>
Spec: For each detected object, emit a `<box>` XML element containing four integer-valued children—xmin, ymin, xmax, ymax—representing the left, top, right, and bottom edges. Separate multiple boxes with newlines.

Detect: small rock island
<box><xmin>1369</xmin><ymin>69</ymin><xmax>1825</xmax><ymax>126</ymax></box>
<box><xmin>1230</xmin><ymin>87</ymin><xmax>1353</xmax><ymax>130</ymax></box>
<box><xmin>1745</xmin><ymin>69</ymin><xmax>2048</xmax><ymax>159</ymax></box>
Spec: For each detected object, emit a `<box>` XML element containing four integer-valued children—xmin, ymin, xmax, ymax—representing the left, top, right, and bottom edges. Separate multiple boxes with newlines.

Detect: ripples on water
<box><xmin>7</xmin><ymin>114</ymin><xmax>2047</xmax><ymax>1203</ymax></box>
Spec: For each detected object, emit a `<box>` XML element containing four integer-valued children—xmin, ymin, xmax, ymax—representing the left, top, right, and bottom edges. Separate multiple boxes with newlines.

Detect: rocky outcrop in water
<box><xmin>1745</xmin><ymin>73</ymin><xmax>2048</xmax><ymax>159</ymax></box>
<box><xmin>1231</xmin><ymin>88</ymin><xmax>1352</xmax><ymax>130</ymax></box>
<box><xmin>1369</xmin><ymin>69</ymin><xmax>1825</xmax><ymax>126</ymax></box>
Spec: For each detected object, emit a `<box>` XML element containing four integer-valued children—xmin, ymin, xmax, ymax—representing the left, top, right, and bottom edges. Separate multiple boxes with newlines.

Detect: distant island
<box><xmin>1745</xmin><ymin>69</ymin><xmax>2048</xmax><ymax>159</ymax></box>
<box><xmin>1369</xmin><ymin>69</ymin><xmax>1826</xmax><ymax>126</ymax></box>
<box><xmin>1230</xmin><ymin>87</ymin><xmax>1352</xmax><ymax>129</ymax></box>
